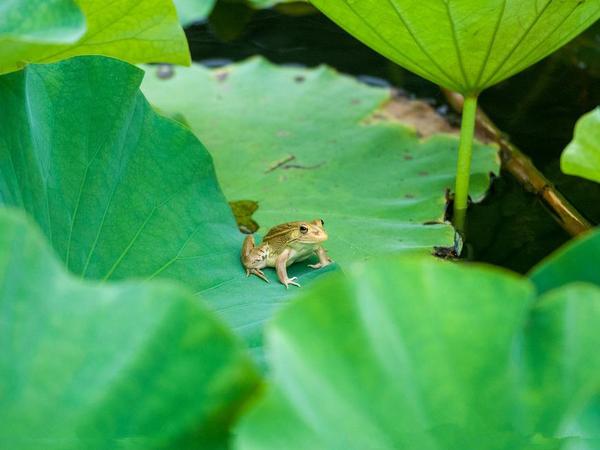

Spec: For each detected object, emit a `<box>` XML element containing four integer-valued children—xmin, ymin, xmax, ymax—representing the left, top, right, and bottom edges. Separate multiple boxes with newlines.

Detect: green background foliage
<box><xmin>0</xmin><ymin>0</ymin><xmax>190</xmax><ymax>74</ymax></box>
<box><xmin>0</xmin><ymin>209</ymin><xmax>260</xmax><ymax>449</ymax></box>
<box><xmin>248</xmin><ymin>0</ymin><xmax>305</xmax><ymax>9</ymax></box>
<box><xmin>0</xmin><ymin>0</ymin><xmax>84</xmax><ymax>47</ymax></box>
<box><xmin>172</xmin><ymin>0</ymin><xmax>307</xmax><ymax>26</ymax></box>
<box><xmin>310</xmin><ymin>0</ymin><xmax>600</xmax><ymax>94</ymax></box>
<box><xmin>174</xmin><ymin>0</ymin><xmax>217</xmax><ymax>26</ymax></box>
<box><xmin>561</xmin><ymin>107</ymin><xmax>600</xmax><ymax>184</ymax></box>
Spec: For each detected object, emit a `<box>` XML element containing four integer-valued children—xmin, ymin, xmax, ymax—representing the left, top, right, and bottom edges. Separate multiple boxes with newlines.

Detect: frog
<box><xmin>241</xmin><ymin>219</ymin><xmax>333</xmax><ymax>288</ymax></box>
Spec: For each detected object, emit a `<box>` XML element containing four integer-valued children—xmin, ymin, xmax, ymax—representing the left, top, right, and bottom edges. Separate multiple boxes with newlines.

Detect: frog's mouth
<box><xmin>299</xmin><ymin>229</ymin><xmax>328</xmax><ymax>244</ymax></box>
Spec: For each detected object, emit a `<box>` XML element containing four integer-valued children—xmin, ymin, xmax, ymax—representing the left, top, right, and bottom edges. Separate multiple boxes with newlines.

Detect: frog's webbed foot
<box><xmin>246</xmin><ymin>267</ymin><xmax>270</xmax><ymax>283</ymax></box>
<box><xmin>283</xmin><ymin>276</ymin><xmax>300</xmax><ymax>289</ymax></box>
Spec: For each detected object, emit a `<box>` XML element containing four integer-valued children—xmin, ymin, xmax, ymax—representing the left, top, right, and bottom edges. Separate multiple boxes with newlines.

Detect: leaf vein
<box><xmin>340</xmin><ymin>0</ymin><xmax>456</xmax><ymax>88</ymax></box>
<box><xmin>80</xmin><ymin>97</ymin><xmax>141</xmax><ymax>278</ymax></box>
<box><xmin>101</xmin><ymin>187</ymin><xmax>189</xmax><ymax>280</ymax></box>
<box><xmin>386</xmin><ymin>0</ymin><xmax>464</xmax><ymax>91</ymax></box>
<box><xmin>146</xmin><ymin>222</ymin><xmax>210</xmax><ymax>280</ymax></box>
<box><xmin>489</xmin><ymin>1</ymin><xmax>595</xmax><ymax>86</ymax></box>
<box><xmin>479</xmin><ymin>0</ymin><xmax>553</xmax><ymax>89</ymax></box>
<box><xmin>444</xmin><ymin>0</ymin><xmax>470</xmax><ymax>90</ymax></box>
<box><xmin>65</xmin><ymin>144</ymin><xmax>105</xmax><ymax>269</ymax></box>
<box><xmin>473</xmin><ymin>0</ymin><xmax>507</xmax><ymax>89</ymax></box>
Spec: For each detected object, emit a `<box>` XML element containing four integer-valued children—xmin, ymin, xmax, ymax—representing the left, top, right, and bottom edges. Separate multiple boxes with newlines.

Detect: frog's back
<box><xmin>262</xmin><ymin>222</ymin><xmax>299</xmax><ymax>250</ymax></box>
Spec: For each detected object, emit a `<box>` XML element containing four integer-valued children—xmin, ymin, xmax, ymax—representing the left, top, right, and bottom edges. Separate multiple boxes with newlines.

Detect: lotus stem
<box><xmin>453</xmin><ymin>94</ymin><xmax>478</xmax><ymax>233</ymax></box>
<box><xmin>443</xmin><ymin>88</ymin><xmax>592</xmax><ymax>237</ymax></box>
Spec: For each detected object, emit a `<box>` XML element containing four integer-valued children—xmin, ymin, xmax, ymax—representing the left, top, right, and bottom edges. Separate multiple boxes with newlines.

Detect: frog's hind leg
<box><xmin>242</xmin><ymin>235</ymin><xmax>270</xmax><ymax>283</ymax></box>
<box><xmin>242</xmin><ymin>235</ymin><xmax>256</xmax><ymax>260</ymax></box>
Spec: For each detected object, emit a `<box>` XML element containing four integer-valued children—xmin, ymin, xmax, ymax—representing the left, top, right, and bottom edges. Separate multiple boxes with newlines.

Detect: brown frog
<box><xmin>241</xmin><ymin>219</ymin><xmax>332</xmax><ymax>288</ymax></box>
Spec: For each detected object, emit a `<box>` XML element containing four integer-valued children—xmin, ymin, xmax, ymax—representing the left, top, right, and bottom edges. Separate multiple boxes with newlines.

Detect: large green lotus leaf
<box><xmin>141</xmin><ymin>58</ymin><xmax>498</xmax><ymax>265</ymax></box>
<box><xmin>309</xmin><ymin>0</ymin><xmax>600</xmax><ymax>94</ymax></box>
<box><xmin>529</xmin><ymin>228</ymin><xmax>600</xmax><ymax>295</ymax></box>
<box><xmin>174</xmin><ymin>0</ymin><xmax>217</xmax><ymax>26</ymax></box>
<box><xmin>521</xmin><ymin>283</ymin><xmax>600</xmax><ymax>448</ymax></box>
<box><xmin>235</xmin><ymin>256</ymin><xmax>600</xmax><ymax>449</ymax></box>
<box><xmin>0</xmin><ymin>0</ymin><xmax>190</xmax><ymax>75</ymax></box>
<box><xmin>0</xmin><ymin>55</ymin><xmax>335</xmax><ymax>360</ymax></box>
<box><xmin>0</xmin><ymin>56</ymin><xmax>235</xmax><ymax>288</ymax></box>
<box><xmin>0</xmin><ymin>209</ymin><xmax>260</xmax><ymax>449</ymax></box>
<box><xmin>561</xmin><ymin>107</ymin><xmax>600</xmax><ymax>183</ymax></box>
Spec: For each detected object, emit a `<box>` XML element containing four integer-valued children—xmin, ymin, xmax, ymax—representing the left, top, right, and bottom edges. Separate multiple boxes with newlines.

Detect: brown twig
<box><xmin>265</xmin><ymin>155</ymin><xmax>295</xmax><ymax>173</ymax></box>
<box><xmin>442</xmin><ymin>89</ymin><xmax>592</xmax><ymax>237</ymax></box>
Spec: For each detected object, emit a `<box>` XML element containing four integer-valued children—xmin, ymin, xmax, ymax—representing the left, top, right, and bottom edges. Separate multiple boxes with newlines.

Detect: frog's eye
<box><xmin>299</xmin><ymin>224</ymin><xmax>309</xmax><ymax>234</ymax></box>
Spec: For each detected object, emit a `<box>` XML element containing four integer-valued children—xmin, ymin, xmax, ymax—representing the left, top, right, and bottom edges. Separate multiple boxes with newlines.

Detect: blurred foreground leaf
<box><xmin>529</xmin><ymin>228</ymin><xmax>600</xmax><ymax>295</ymax></box>
<box><xmin>236</xmin><ymin>255</ymin><xmax>600</xmax><ymax>449</ymax></box>
<box><xmin>561</xmin><ymin>107</ymin><xmax>600</xmax><ymax>184</ymax></box>
<box><xmin>0</xmin><ymin>209</ymin><xmax>259</xmax><ymax>449</ymax></box>
<box><xmin>0</xmin><ymin>0</ymin><xmax>190</xmax><ymax>74</ymax></box>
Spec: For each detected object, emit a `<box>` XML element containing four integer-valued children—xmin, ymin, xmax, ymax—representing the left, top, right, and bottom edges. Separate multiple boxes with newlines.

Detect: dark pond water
<box><xmin>185</xmin><ymin>5</ymin><xmax>600</xmax><ymax>273</ymax></box>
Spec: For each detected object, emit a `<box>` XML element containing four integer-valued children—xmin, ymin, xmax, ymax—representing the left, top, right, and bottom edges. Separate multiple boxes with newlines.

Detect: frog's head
<box><xmin>294</xmin><ymin>219</ymin><xmax>328</xmax><ymax>244</ymax></box>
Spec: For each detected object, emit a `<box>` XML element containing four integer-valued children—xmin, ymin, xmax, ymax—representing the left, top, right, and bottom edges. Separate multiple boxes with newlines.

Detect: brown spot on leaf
<box><xmin>229</xmin><ymin>200</ymin><xmax>259</xmax><ymax>234</ymax></box>
<box><xmin>294</xmin><ymin>75</ymin><xmax>305</xmax><ymax>83</ymax></box>
<box><xmin>364</xmin><ymin>90</ymin><xmax>458</xmax><ymax>138</ymax></box>
<box><xmin>216</xmin><ymin>71</ymin><xmax>229</xmax><ymax>82</ymax></box>
<box><xmin>403</xmin><ymin>154</ymin><xmax>413</xmax><ymax>161</ymax></box>
<box><xmin>418</xmin><ymin>171</ymin><xmax>429</xmax><ymax>176</ymax></box>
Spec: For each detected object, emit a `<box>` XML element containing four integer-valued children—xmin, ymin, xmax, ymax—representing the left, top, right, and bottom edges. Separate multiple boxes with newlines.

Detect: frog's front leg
<box><xmin>308</xmin><ymin>246</ymin><xmax>333</xmax><ymax>269</ymax></box>
<box><xmin>276</xmin><ymin>248</ymin><xmax>300</xmax><ymax>288</ymax></box>
<box><xmin>241</xmin><ymin>235</ymin><xmax>270</xmax><ymax>283</ymax></box>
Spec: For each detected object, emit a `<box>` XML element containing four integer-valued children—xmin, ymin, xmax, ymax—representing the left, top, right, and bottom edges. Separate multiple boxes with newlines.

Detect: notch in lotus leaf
<box><xmin>310</xmin><ymin>0</ymin><xmax>600</xmax><ymax>230</ymax></box>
